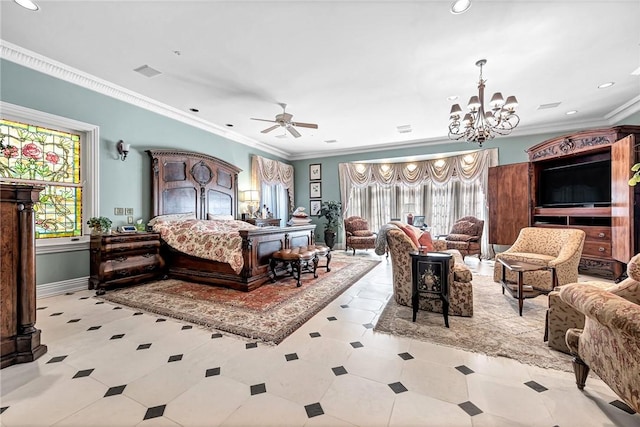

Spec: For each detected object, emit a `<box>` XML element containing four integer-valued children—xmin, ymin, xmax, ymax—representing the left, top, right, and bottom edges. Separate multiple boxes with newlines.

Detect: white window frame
<box><xmin>1</xmin><ymin>101</ymin><xmax>99</xmax><ymax>254</ymax></box>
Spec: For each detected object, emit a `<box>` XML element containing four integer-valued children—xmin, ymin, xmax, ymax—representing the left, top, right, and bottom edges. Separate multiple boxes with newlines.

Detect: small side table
<box><xmin>498</xmin><ymin>258</ymin><xmax>556</xmax><ymax>316</ymax></box>
<box><xmin>410</xmin><ymin>251</ymin><xmax>453</xmax><ymax>327</ymax></box>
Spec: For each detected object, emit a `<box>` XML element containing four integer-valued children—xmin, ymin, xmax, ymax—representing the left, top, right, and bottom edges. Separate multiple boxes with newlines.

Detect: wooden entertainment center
<box><xmin>489</xmin><ymin>125</ymin><xmax>640</xmax><ymax>280</ymax></box>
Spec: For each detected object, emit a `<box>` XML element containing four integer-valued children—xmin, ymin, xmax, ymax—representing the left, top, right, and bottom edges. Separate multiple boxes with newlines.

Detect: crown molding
<box><xmin>0</xmin><ymin>40</ymin><xmax>290</xmax><ymax>160</ymax></box>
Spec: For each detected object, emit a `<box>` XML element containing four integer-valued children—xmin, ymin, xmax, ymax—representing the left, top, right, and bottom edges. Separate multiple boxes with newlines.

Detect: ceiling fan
<box><xmin>251</xmin><ymin>103</ymin><xmax>318</xmax><ymax>138</ymax></box>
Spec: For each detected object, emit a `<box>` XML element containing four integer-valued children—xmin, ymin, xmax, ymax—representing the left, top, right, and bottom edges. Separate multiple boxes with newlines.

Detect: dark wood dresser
<box><xmin>89</xmin><ymin>232</ymin><xmax>165</xmax><ymax>294</ymax></box>
<box><xmin>1</xmin><ymin>183</ymin><xmax>47</xmax><ymax>369</ymax></box>
<box><xmin>244</xmin><ymin>218</ymin><xmax>281</xmax><ymax>227</ymax></box>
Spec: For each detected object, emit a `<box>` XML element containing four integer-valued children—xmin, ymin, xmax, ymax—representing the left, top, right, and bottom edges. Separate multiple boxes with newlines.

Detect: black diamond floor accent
<box><xmin>388</xmin><ymin>382</ymin><xmax>408</xmax><ymax>394</ymax></box>
<box><xmin>304</xmin><ymin>402</ymin><xmax>324</xmax><ymax>418</ymax></box>
<box><xmin>37</xmin><ymin>307</ymin><xmax>47</xmax><ymax>310</ymax></box>
<box><xmin>610</xmin><ymin>399</ymin><xmax>636</xmax><ymax>414</ymax></box>
<box><xmin>156</xmin><ymin>318</ymin><xmax>166</xmax><ymax>322</ymax></box>
<box><xmin>455</xmin><ymin>365</ymin><xmax>475</xmax><ymax>375</ymax></box>
<box><xmin>0</xmin><ymin>407</ymin><xmax>7</xmax><ymax>414</ymax></box>
<box><xmin>458</xmin><ymin>401</ymin><xmax>483</xmax><ymax>416</ymax></box>
<box><xmin>246</xmin><ymin>342</ymin><xmax>258</xmax><ymax>349</ymax></box>
<box><xmin>211</xmin><ymin>333</ymin><xmax>222</xmax><ymax>339</ymax></box>
<box><xmin>168</xmin><ymin>354</ymin><xmax>183</xmax><ymax>363</ymax></box>
<box><xmin>285</xmin><ymin>353</ymin><xmax>299</xmax><ymax>361</ymax></box>
<box><xmin>73</xmin><ymin>369</ymin><xmax>94</xmax><ymax>379</ymax></box>
<box><xmin>363</xmin><ymin>323</ymin><xmax>374</xmax><ymax>329</ymax></box>
<box><xmin>137</xmin><ymin>343</ymin><xmax>152</xmax><ymax>350</ymax></box>
<box><xmin>250</xmin><ymin>383</ymin><xmax>267</xmax><ymax>395</ymax></box>
<box><xmin>67</xmin><ymin>319</ymin><xmax>81</xmax><ymax>323</ymax></box>
<box><xmin>113</xmin><ymin>306</ymin><xmax>122</xmax><ymax>310</ymax></box>
<box><xmin>332</xmin><ymin>366</ymin><xmax>348</xmax><ymax>376</ymax></box>
<box><xmin>50</xmin><ymin>312</ymin><xmax>63</xmax><ymax>316</ymax></box>
<box><xmin>350</xmin><ymin>341</ymin><xmax>363</xmax><ymax>348</ymax></box>
<box><xmin>104</xmin><ymin>385</ymin><xmax>126</xmax><ymax>397</ymax></box>
<box><xmin>47</xmin><ymin>355</ymin><xmax>67</xmax><ymax>364</ymax></box>
<box><xmin>110</xmin><ymin>334</ymin><xmax>124</xmax><ymax>340</ymax></box>
<box><xmin>524</xmin><ymin>380</ymin><xmax>547</xmax><ymax>392</ymax></box>
<box><xmin>340</xmin><ymin>304</ymin><xmax>349</xmax><ymax>308</ymax></box>
<box><xmin>181</xmin><ymin>325</ymin><xmax>192</xmax><ymax>330</ymax></box>
<box><xmin>398</xmin><ymin>352</ymin><xmax>414</xmax><ymax>360</ymax></box>
<box><xmin>309</xmin><ymin>332</ymin><xmax>321</xmax><ymax>338</ymax></box>
<box><xmin>327</xmin><ymin>316</ymin><xmax>337</xmax><ymax>321</ymax></box>
<box><xmin>95</xmin><ymin>301</ymin><xmax>104</xmax><ymax>305</ymax></box>
<box><xmin>205</xmin><ymin>367</ymin><xmax>221</xmax><ymax>377</ymax></box>
<box><xmin>79</xmin><ymin>296</ymin><xmax>90</xmax><ymax>300</ymax></box>
<box><xmin>87</xmin><ymin>326</ymin><xmax>101</xmax><ymax>331</ymax></box>
<box><xmin>133</xmin><ymin>312</ymin><xmax>143</xmax><ymax>316</ymax></box>
<box><xmin>143</xmin><ymin>405</ymin><xmax>166</xmax><ymax>420</ymax></box>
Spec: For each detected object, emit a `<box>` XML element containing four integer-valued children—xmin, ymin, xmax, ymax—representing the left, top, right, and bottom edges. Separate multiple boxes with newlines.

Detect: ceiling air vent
<box><xmin>324</xmin><ymin>140</ymin><xmax>338</xmax><ymax>144</ymax></box>
<box><xmin>133</xmin><ymin>65</ymin><xmax>162</xmax><ymax>78</ymax></box>
<box><xmin>537</xmin><ymin>102</ymin><xmax>561</xmax><ymax>110</ymax></box>
<box><xmin>397</xmin><ymin>125</ymin><xmax>412</xmax><ymax>134</ymax></box>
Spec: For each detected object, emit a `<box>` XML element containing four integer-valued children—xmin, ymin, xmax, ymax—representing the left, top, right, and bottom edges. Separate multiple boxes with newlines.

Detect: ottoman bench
<box><xmin>270</xmin><ymin>245</ymin><xmax>319</xmax><ymax>287</ymax></box>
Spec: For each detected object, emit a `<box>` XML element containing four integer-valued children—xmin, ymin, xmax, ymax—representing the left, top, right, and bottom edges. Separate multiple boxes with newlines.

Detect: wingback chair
<box><xmin>493</xmin><ymin>227</ymin><xmax>586</xmax><ymax>293</ymax></box>
<box><xmin>440</xmin><ymin>216</ymin><xmax>484</xmax><ymax>260</ymax></box>
<box><xmin>386</xmin><ymin>227</ymin><xmax>473</xmax><ymax>317</ymax></box>
<box><xmin>344</xmin><ymin>216</ymin><xmax>377</xmax><ymax>255</ymax></box>
<box><xmin>560</xmin><ymin>264</ymin><xmax>640</xmax><ymax>413</ymax></box>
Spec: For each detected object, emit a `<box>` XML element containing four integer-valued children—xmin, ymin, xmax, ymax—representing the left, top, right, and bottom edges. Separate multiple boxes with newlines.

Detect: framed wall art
<box><xmin>309</xmin><ymin>163</ymin><xmax>322</xmax><ymax>181</ymax></box>
<box><xmin>310</xmin><ymin>181</ymin><xmax>322</xmax><ymax>198</ymax></box>
<box><xmin>310</xmin><ymin>200</ymin><xmax>322</xmax><ymax>216</ymax></box>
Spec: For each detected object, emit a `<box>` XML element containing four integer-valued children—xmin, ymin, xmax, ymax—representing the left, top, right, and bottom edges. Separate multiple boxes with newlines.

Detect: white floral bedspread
<box><xmin>152</xmin><ymin>219</ymin><xmax>258</xmax><ymax>274</ymax></box>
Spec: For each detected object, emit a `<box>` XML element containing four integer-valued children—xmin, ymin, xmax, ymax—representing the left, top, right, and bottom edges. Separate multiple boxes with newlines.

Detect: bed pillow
<box><xmin>207</xmin><ymin>214</ymin><xmax>234</xmax><ymax>221</ymax></box>
<box><xmin>147</xmin><ymin>212</ymin><xmax>196</xmax><ymax>226</ymax></box>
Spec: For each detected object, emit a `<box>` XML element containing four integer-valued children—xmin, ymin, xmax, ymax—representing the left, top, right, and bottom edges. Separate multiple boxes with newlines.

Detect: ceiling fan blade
<box><xmin>251</xmin><ymin>118</ymin><xmax>277</xmax><ymax>123</ymax></box>
<box><xmin>287</xmin><ymin>126</ymin><xmax>301</xmax><ymax>138</ymax></box>
<box><xmin>291</xmin><ymin>121</ymin><xmax>318</xmax><ymax>129</ymax></box>
<box><xmin>261</xmin><ymin>125</ymin><xmax>280</xmax><ymax>134</ymax></box>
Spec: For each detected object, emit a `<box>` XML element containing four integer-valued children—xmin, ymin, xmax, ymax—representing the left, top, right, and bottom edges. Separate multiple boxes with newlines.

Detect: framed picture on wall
<box><xmin>309</xmin><ymin>164</ymin><xmax>322</xmax><ymax>181</ymax></box>
<box><xmin>310</xmin><ymin>200</ymin><xmax>322</xmax><ymax>216</ymax></box>
<box><xmin>310</xmin><ymin>182</ymin><xmax>322</xmax><ymax>198</ymax></box>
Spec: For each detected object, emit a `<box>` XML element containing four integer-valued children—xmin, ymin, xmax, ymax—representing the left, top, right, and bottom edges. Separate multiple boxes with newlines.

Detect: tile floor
<box><xmin>1</xmin><ymin>253</ymin><xmax>638</xmax><ymax>427</ymax></box>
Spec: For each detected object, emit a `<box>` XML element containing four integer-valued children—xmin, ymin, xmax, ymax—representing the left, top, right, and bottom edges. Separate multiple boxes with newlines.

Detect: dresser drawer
<box><xmin>582</xmin><ymin>241</ymin><xmax>612</xmax><ymax>258</ymax></box>
<box><xmin>102</xmin><ymin>240</ymin><xmax>161</xmax><ymax>257</ymax></box>
<box><xmin>571</xmin><ymin>226</ymin><xmax>611</xmax><ymax>242</ymax></box>
<box><xmin>101</xmin><ymin>253</ymin><xmax>165</xmax><ymax>282</ymax></box>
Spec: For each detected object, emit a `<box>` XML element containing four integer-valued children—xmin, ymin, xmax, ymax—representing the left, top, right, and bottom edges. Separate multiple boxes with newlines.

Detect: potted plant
<box><xmin>318</xmin><ymin>200</ymin><xmax>342</xmax><ymax>249</ymax></box>
<box><xmin>87</xmin><ymin>216</ymin><xmax>112</xmax><ymax>235</ymax></box>
<box><xmin>629</xmin><ymin>162</ymin><xmax>640</xmax><ymax>186</ymax></box>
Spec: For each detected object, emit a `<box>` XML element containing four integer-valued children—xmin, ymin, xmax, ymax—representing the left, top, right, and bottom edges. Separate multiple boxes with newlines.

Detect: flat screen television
<box><xmin>538</xmin><ymin>160</ymin><xmax>611</xmax><ymax>207</ymax></box>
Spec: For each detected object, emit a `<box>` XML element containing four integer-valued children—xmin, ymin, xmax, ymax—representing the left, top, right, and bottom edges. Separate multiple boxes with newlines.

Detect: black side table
<box><xmin>410</xmin><ymin>251</ymin><xmax>453</xmax><ymax>327</ymax></box>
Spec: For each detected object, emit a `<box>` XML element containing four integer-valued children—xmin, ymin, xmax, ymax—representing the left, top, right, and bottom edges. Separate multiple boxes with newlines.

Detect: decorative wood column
<box><xmin>1</xmin><ymin>183</ymin><xmax>47</xmax><ymax>369</ymax></box>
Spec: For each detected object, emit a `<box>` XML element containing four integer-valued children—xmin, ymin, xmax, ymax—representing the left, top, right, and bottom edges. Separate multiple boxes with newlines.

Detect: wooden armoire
<box><xmin>1</xmin><ymin>183</ymin><xmax>47</xmax><ymax>368</ymax></box>
<box><xmin>489</xmin><ymin>125</ymin><xmax>640</xmax><ymax>280</ymax></box>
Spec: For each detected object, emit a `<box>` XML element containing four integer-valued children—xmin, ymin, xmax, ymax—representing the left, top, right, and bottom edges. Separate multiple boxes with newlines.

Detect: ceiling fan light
<box><xmin>489</xmin><ymin>92</ymin><xmax>504</xmax><ymax>108</ymax></box>
<box><xmin>467</xmin><ymin>96</ymin><xmax>481</xmax><ymax>111</ymax></box>
<box><xmin>504</xmin><ymin>96</ymin><xmax>518</xmax><ymax>110</ymax></box>
<box><xmin>450</xmin><ymin>0</ymin><xmax>472</xmax><ymax>14</ymax></box>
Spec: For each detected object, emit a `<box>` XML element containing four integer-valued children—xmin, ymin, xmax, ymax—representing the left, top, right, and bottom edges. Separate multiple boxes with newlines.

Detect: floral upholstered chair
<box><xmin>439</xmin><ymin>216</ymin><xmax>484</xmax><ymax>260</ymax></box>
<box><xmin>386</xmin><ymin>227</ymin><xmax>473</xmax><ymax>317</ymax></box>
<box><xmin>493</xmin><ymin>227</ymin><xmax>585</xmax><ymax>293</ymax></box>
<box><xmin>560</xmin><ymin>259</ymin><xmax>640</xmax><ymax>413</ymax></box>
<box><xmin>344</xmin><ymin>216</ymin><xmax>377</xmax><ymax>255</ymax></box>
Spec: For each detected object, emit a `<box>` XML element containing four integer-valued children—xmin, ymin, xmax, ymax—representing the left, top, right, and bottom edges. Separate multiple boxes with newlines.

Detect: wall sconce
<box><xmin>116</xmin><ymin>140</ymin><xmax>130</xmax><ymax>161</ymax></box>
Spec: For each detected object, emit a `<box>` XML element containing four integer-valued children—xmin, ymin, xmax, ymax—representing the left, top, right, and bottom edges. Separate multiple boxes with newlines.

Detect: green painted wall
<box><xmin>0</xmin><ymin>59</ymin><xmax>286</xmax><ymax>285</ymax></box>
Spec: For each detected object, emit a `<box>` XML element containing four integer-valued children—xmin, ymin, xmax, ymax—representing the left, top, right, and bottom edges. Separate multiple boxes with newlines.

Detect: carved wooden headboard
<box><xmin>147</xmin><ymin>150</ymin><xmax>242</xmax><ymax>220</ymax></box>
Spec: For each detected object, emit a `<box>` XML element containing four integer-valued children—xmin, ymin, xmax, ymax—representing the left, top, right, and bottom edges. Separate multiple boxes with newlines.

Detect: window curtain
<box><xmin>339</xmin><ymin>148</ymin><xmax>498</xmax><ymax>257</ymax></box>
<box><xmin>251</xmin><ymin>155</ymin><xmax>295</xmax><ymax>213</ymax></box>
<box><xmin>260</xmin><ymin>183</ymin><xmax>288</xmax><ymax>226</ymax></box>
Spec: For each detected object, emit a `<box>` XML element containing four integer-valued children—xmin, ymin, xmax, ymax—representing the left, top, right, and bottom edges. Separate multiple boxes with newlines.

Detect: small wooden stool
<box><xmin>270</xmin><ymin>246</ymin><xmax>318</xmax><ymax>287</ymax></box>
<box><xmin>310</xmin><ymin>244</ymin><xmax>332</xmax><ymax>272</ymax></box>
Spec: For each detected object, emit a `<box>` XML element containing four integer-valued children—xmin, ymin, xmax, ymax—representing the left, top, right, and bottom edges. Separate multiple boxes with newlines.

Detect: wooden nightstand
<box><xmin>244</xmin><ymin>218</ymin><xmax>281</xmax><ymax>227</ymax></box>
<box><xmin>89</xmin><ymin>232</ymin><xmax>165</xmax><ymax>294</ymax></box>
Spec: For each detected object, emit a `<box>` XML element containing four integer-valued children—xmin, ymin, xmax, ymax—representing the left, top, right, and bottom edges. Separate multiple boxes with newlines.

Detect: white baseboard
<box><xmin>37</xmin><ymin>277</ymin><xmax>89</xmax><ymax>299</ymax></box>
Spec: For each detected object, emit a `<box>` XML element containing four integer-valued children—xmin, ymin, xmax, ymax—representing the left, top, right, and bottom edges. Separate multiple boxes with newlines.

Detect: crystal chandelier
<box><xmin>448</xmin><ymin>59</ymin><xmax>519</xmax><ymax>146</ymax></box>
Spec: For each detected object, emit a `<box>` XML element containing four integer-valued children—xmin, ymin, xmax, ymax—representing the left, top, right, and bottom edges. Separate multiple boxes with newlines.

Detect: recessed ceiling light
<box><xmin>14</xmin><ymin>0</ymin><xmax>39</xmax><ymax>11</ymax></box>
<box><xmin>598</xmin><ymin>82</ymin><xmax>615</xmax><ymax>89</ymax></box>
<box><xmin>225</xmin><ymin>124</ymin><xmax>234</xmax><ymax>127</ymax></box>
<box><xmin>189</xmin><ymin>108</ymin><xmax>199</xmax><ymax>113</ymax></box>
<box><xmin>447</xmin><ymin>95</ymin><xmax>459</xmax><ymax>101</ymax></box>
<box><xmin>566</xmin><ymin>110</ymin><xmax>578</xmax><ymax>115</ymax></box>
<box><xmin>450</xmin><ymin>0</ymin><xmax>471</xmax><ymax>14</ymax></box>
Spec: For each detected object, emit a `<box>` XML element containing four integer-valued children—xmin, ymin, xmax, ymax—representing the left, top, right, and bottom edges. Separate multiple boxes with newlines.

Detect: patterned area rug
<box><xmin>99</xmin><ymin>254</ymin><xmax>380</xmax><ymax>344</ymax></box>
<box><xmin>375</xmin><ymin>273</ymin><xmax>574</xmax><ymax>372</ymax></box>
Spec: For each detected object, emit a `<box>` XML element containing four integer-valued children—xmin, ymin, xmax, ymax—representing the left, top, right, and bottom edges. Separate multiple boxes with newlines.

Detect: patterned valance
<box><xmin>251</xmin><ymin>155</ymin><xmax>295</xmax><ymax>211</ymax></box>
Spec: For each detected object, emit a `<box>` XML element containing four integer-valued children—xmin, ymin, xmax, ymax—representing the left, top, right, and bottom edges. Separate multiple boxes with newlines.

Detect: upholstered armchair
<box><xmin>439</xmin><ymin>216</ymin><xmax>484</xmax><ymax>260</ymax></box>
<box><xmin>386</xmin><ymin>227</ymin><xmax>473</xmax><ymax>317</ymax></box>
<box><xmin>344</xmin><ymin>216</ymin><xmax>377</xmax><ymax>255</ymax></box>
<box><xmin>560</xmin><ymin>279</ymin><xmax>640</xmax><ymax>413</ymax></box>
<box><xmin>493</xmin><ymin>227</ymin><xmax>585</xmax><ymax>293</ymax></box>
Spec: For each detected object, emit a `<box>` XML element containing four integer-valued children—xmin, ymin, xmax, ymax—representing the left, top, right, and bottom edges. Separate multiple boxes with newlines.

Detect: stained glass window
<box><xmin>0</xmin><ymin>119</ymin><xmax>83</xmax><ymax>239</ymax></box>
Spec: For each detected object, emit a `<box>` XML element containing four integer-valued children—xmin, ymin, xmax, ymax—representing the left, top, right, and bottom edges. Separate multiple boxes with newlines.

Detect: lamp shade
<box><xmin>241</xmin><ymin>190</ymin><xmax>259</xmax><ymax>203</ymax></box>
